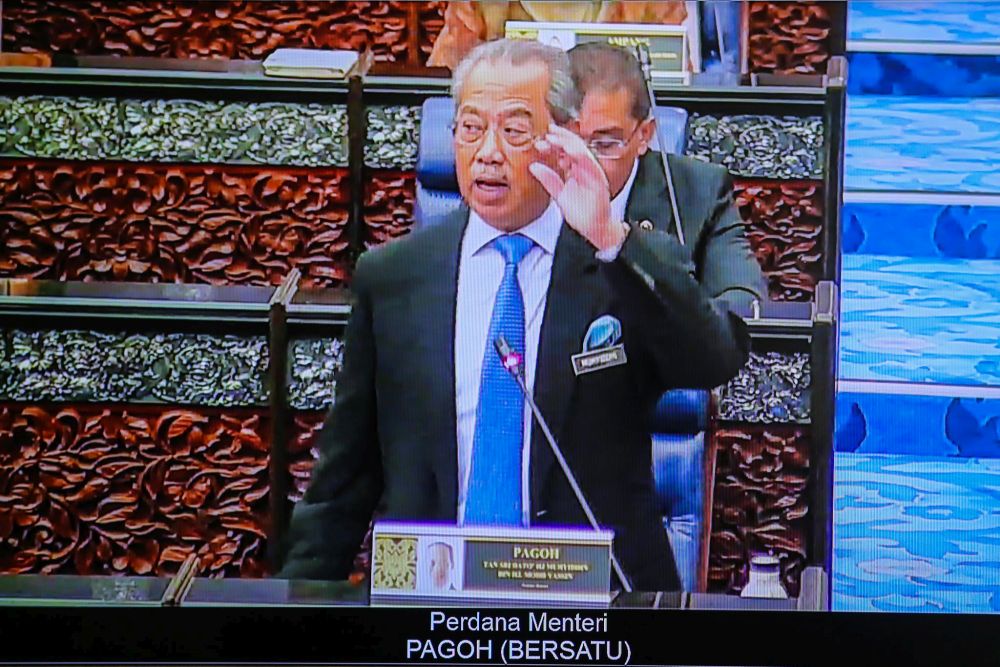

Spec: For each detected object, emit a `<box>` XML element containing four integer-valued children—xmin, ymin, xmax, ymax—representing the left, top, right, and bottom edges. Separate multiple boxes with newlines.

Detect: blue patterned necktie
<box><xmin>464</xmin><ymin>233</ymin><xmax>535</xmax><ymax>526</ymax></box>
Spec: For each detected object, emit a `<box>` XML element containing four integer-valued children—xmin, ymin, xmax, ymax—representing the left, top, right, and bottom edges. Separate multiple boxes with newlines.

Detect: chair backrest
<box><xmin>414</xmin><ymin>98</ymin><xmax>466</xmax><ymax>226</ymax></box>
<box><xmin>413</xmin><ymin>96</ymin><xmax>710</xmax><ymax>591</ymax></box>
<box><xmin>649</xmin><ymin>389</ymin><xmax>711</xmax><ymax>592</ymax></box>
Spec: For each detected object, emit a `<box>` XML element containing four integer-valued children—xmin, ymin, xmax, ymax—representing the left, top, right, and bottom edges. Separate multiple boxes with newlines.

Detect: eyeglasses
<box><xmin>586</xmin><ymin>124</ymin><xmax>644</xmax><ymax>160</ymax></box>
<box><xmin>451</xmin><ymin>115</ymin><xmax>536</xmax><ymax>149</ymax></box>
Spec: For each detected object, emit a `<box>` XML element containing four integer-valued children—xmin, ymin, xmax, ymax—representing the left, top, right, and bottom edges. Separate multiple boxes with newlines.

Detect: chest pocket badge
<box><xmin>572</xmin><ymin>315</ymin><xmax>627</xmax><ymax>376</ymax></box>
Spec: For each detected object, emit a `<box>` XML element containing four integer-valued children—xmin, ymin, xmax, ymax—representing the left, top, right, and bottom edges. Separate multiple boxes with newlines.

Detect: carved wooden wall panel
<box><xmin>734</xmin><ymin>179</ymin><xmax>824</xmax><ymax>302</ymax></box>
<box><xmin>365</xmin><ymin>106</ymin><xmax>421</xmax><ymax>170</ymax></box>
<box><xmin>288</xmin><ymin>411</ymin><xmax>324</xmax><ymax>505</ymax></box>
<box><xmin>418</xmin><ymin>2</ymin><xmax>448</xmax><ymax>65</ymax></box>
<box><xmin>0</xmin><ymin>160</ymin><xmax>350</xmax><ymax>287</ymax></box>
<box><xmin>2</xmin><ymin>1</ymin><xmax>446</xmax><ymax>65</ymax></box>
<box><xmin>0</xmin><ymin>404</ymin><xmax>270</xmax><ymax>576</ymax></box>
<box><xmin>0</xmin><ymin>330</ymin><xmax>268</xmax><ymax>406</ymax></box>
<box><xmin>708</xmin><ymin>425</ymin><xmax>810</xmax><ymax>597</ymax></box>
<box><xmin>747</xmin><ymin>1</ymin><xmax>832</xmax><ymax>75</ymax></box>
<box><xmin>718</xmin><ymin>351</ymin><xmax>811</xmax><ymax>424</ymax></box>
<box><xmin>0</xmin><ymin>96</ymin><xmax>348</xmax><ymax>167</ymax></box>
<box><xmin>289</xmin><ymin>338</ymin><xmax>343</xmax><ymax>411</ymax></box>
<box><xmin>364</xmin><ymin>170</ymin><xmax>416</xmax><ymax>247</ymax></box>
<box><xmin>687</xmin><ymin>114</ymin><xmax>825</xmax><ymax>180</ymax></box>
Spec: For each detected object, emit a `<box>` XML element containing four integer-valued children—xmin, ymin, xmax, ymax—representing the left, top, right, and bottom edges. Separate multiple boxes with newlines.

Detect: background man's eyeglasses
<box><xmin>586</xmin><ymin>123</ymin><xmax>644</xmax><ymax>159</ymax></box>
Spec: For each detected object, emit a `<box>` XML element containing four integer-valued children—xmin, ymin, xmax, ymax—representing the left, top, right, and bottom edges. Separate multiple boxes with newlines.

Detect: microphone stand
<box><xmin>634</xmin><ymin>43</ymin><xmax>686</xmax><ymax>246</ymax></box>
<box><xmin>494</xmin><ymin>337</ymin><xmax>633</xmax><ymax>594</ymax></box>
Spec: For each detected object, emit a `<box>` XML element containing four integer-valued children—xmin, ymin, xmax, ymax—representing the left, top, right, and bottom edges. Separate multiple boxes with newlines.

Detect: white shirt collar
<box><xmin>610</xmin><ymin>158</ymin><xmax>640</xmax><ymax>223</ymax></box>
<box><xmin>464</xmin><ymin>200</ymin><xmax>563</xmax><ymax>259</ymax></box>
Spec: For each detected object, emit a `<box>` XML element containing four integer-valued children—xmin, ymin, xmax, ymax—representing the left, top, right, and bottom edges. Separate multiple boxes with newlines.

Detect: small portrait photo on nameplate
<box><xmin>418</xmin><ymin>537</ymin><xmax>464</xmax><ymax>594</ymax></box>
<box><xmin>370</xmin><ymin>523</ymin><xmax>614</xmax><ymax>607</ymax></box>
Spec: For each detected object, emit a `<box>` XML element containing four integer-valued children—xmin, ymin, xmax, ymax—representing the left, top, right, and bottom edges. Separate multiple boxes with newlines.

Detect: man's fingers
<box><xmin>528</xmin><ymin>162</ymin><xmax>564</xmax><ymax>198</ymax></box>
<box><xmin>532</xmin><ymin>137</ymin><xmax>572</xmax><ymax>183</ymax></box>
<box><xmin>546</xmin><ymin>124</ymin><xmax>583</xmax><ymax>142</ymax></box>
<box><xmin>534</xmin><ymin>137</ymin><xmax>552</xmax><ymax>154</ymax></box>
<box><xmin>544</xmin><ymin>124</ymin><xmax>596</xmax><ymax>162</ymax></box>
<box><xmin>558</xmin><ymin>154</ymin><xmax>573</xmax><ymax>175</ymax></box>
<box><xmin>543</xmin><ymin>124</ymin><xmax>607</xmax><ymax>185</ymax></box>
<box><xmin>533</xmin><ymin>137</ymin><xmax>567</xmax><ymax>163</ymax></box>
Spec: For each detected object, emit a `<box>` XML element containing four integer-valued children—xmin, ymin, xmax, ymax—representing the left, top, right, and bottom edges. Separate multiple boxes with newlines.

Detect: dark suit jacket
<box><xmin>279</xmin><ymin>206</ymin><xmax>751</xmax><ymax>592</ymax></box>
<box><xmin>626</xmin><ymin>151</ymin><xmax>766</xmax><ymax>311</ymax></box>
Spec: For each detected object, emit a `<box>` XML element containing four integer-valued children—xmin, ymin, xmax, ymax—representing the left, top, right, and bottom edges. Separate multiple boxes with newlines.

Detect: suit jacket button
<box><xmin>638</xmin><ymin>219</ymin><xmax>654</xmax><ymax>231</ymax></box>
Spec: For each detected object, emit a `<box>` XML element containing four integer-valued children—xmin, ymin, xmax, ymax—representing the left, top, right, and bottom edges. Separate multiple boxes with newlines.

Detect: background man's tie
<box><xmin>464</xmin><ymin>233</ymin><xmax>535</xmax><ymax>526</ymax></box>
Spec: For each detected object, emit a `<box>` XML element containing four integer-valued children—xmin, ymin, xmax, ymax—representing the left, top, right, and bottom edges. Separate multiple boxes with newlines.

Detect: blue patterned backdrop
<box><xmin>836</xmin><ymin>393</ymin><xmax>1000</xmax><ymax>457</ymax></box>
<box><xmin>835</xmin><ymin>452</ymin><xmax>1000</xmax><ymax>613</ymax></box>
<box><xmin>839</xmin><ymin>254</ymin><xmax>1000</xmax><ymax>387</ymax></box>
<box><xmin>849</xmin><ymin>52</ymin><xmax>1000</xmax><ymax>98</ymax></box>
<box><xmin>843</xmin><ymin>203</ymin><xmax>1000</xmax><ymax>258</ymax></box>
<box><xmin>846</xmin><ymin>96</ymin><xmax>1000</xmax><ymax>194</ymax></box>
<box><xmin>848</xmin><ymin>1</ymin><xmax>1000</xmax><ymax>44</ymax></box>
<box><xmin>840</xmin><ymin>0</ymin><xmax>1000</xmax><ymax>615</ymax></box>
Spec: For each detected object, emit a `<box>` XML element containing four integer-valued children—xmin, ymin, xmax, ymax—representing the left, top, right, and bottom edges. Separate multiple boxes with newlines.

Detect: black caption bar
<box><xmin>408</xmin><ymin>610</ymin><xmax>627</xmax><ymax>664</ymax></box>
<box><xmin>3</xmin><ymin>607</ymin><xmax>1000</xmax><ymax>666</ymax></box>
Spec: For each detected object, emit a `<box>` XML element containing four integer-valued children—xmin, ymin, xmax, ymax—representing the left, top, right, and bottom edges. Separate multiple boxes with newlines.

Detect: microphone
<box><xmin>493</xmin><ymin>335</ymin><xmax>634</xmax><ymax>594</ymax></box>
<box><xmin>634</xmin><ymin>43</ymin><xmax>685</xmax><ymax>246</ymax></box>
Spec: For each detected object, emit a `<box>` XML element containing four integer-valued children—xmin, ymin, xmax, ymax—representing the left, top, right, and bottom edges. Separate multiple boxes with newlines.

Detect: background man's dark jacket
<box><xmin>279</xmin><ymin>199</ymin><xmax>751</xmax><ymax>591</ymax></box>
<box><xmin>626</xmin><ymin>151</ymin><xmax>765</xmax><ymax>310</ymax></box>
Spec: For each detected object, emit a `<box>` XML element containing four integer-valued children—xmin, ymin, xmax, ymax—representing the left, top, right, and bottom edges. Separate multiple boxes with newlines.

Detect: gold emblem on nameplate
<box><xmin>372</xmin><ymin>536</ymin><xmax>417</xmax><ymax>590</ymax></box>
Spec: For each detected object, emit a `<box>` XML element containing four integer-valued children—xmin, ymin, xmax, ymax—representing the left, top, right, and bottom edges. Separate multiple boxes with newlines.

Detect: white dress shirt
<box><xmin>455</xmin><ymin>201</ymin><xmax>563</xmax><ymax>525</ymax></box>
<box><xmin>610</xmin><ymin>158</ymin><xmax>640</xmax><ymax>224</ymax></box>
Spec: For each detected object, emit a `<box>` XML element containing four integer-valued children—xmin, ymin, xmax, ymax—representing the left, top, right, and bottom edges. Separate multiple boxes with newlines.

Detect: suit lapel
<box><xmin>411</xmin><ymin>207</ymin><xmax>468</xmax><ymax>516</ymax></box>
<box><xmin>624</xmin><ymin>152</ymin><xmax>672</xmax><ymax>232</ymax></box>
<box><xmin>530</xmin><ymin>225</ymin><xmax>601</xmax><ymax>512</ymax></box>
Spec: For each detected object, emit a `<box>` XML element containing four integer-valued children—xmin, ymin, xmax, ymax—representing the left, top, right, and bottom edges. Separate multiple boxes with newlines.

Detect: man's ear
<box><xmin>636</xmin><ymin>117</ymin><xmax>656</xmax><ymax>156</ymax></box>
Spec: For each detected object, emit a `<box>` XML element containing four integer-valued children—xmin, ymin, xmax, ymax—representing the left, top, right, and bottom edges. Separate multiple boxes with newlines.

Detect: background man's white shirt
<box><xmin>610</xmin><ymin>158</ymin><xmax>640</xmax><ymax>224</ymax></box>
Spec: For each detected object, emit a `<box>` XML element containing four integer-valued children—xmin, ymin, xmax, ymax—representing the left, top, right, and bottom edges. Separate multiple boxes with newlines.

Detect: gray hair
<box><xmin>452</xmin><ymin>39</ymin><xmax>580</xmax><ymax>124</ymax></box>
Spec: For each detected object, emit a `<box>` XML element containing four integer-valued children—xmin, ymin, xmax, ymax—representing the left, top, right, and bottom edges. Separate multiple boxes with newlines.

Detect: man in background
<box><xmin>568</xmin><ymin>42</ymin><xmax>765</xmax><ymax>313</ymax></box>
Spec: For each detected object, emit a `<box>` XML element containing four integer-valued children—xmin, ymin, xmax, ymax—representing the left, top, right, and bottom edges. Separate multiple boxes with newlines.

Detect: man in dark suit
<box><xmin>280</xmin><ymin>39</ymin><xmax>750</xmax><ymax>592</ymax></box>
<box><xmin>568</xmin><ymin>42</ymin><xmax>766</xmax><ymax>311</ymax></box>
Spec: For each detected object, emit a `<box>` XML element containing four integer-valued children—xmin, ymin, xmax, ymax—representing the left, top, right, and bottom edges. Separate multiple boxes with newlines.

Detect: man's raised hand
<box><xmin>529</xmin><ymin>124</ymin><xmax>625</xmax><ymax>253</ymax></box>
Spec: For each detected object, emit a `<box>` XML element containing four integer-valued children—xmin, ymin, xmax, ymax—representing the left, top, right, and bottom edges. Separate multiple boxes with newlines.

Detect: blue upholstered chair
<box><xmin>649</xmin><ymin>388</ymin><xmax>711</xmax><ymax>592</ymax></box>
<box><xmin>414</xmin><ymin>97</ymin><xmax>710</xmax><ymax>592</ymax></box>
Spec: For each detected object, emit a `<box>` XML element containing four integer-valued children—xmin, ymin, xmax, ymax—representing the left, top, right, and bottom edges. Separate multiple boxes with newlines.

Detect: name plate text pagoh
<box><xmin>370</xmin><ymin>522</ymin><xmax>613</xmax><ymax>607</ymax></box>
